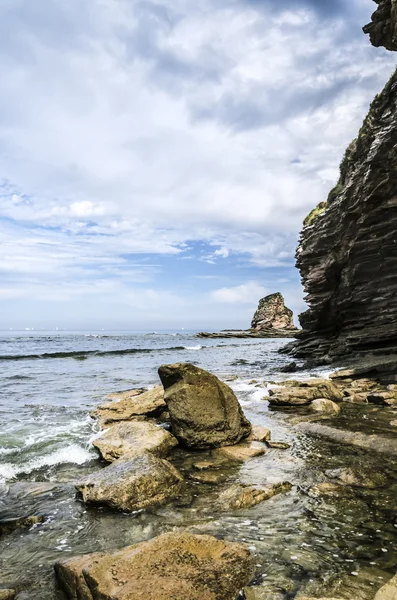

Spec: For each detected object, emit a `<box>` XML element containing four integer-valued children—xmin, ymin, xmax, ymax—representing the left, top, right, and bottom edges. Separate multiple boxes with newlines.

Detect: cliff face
<box><xmin>292</xmin><ymin>4</ymin><xmax>397</xmax><ymax>364</ymax></box>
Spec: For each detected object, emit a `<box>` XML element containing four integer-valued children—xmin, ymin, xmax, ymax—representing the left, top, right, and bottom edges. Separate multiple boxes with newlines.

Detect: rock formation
<box><xmin>55</xmin><ymin>531</ymin><xmax>255</xmax><ymax>600</ymax></box>
<box><xmin>290</xmin><ymin>3</ymin><xmax>397</xmax><ymax>368</ymax></box>
<box><xmin>158</xmin><ymin>363</ymin><xmax>252</xmax><ymax>449</ymax></box>
<box><xmin>251</xmin><ymin>292</ymin><xmax>295</xmax><ymax>331</ymax></box>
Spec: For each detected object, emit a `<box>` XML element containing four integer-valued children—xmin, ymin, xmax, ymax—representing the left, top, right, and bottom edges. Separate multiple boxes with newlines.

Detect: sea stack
<box><xmin>289</xmin><ymin>1</ymin><xmax>397</xmax><ymax>370</ymax></box>
<box><xmin>251</xmin><ymin>293</ymin><xmax>295</xmax><ymax>331</ymax></box>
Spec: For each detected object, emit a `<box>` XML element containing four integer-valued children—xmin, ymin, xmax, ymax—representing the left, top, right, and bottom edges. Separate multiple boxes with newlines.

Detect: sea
<box><xmin>0</xmin><ymin>331</ymin><xmax>396</xmax><ymax>599</ymax></box>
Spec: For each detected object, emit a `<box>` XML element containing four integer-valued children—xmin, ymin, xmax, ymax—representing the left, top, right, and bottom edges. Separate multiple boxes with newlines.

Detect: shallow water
<box><xmin>0</xmin><ymin>332</ymin><xmax>396</xmax><ymax>599</ymax></box>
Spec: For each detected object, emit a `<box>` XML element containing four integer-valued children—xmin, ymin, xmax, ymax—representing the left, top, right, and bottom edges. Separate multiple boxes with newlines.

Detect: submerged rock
<box><xmin>91</xmin><ymin>386</ymin><xmax>166</xmax><ymax>426</ymax></box>
<box><xmin>325</xmin><ymin>467</ymin><xmax>387</xmax><ymax>489</ymax></box>
<box><xmin>214</xmin><ymin>441</ymin><xmax>267</xmax><ymax>462</ymax></box>
<box><xmin>75</xmin><ymin>452</ymin><xmax>183</xmax><ymax>512</ymax></box>
<box><xmin>92</xmin><ymin>421</ymin><xmax>178</xmax><ymax>462</ymax></box>
<box><xmin>0</xmin><ymin>515</ymin><xmax>44</xmax><ymax>536</ymax></box>
<box><xmin>217</xmin><ymin>482</ymin><xmax>292</xmax><ymax>510</ymax></box>
<box><xmin>251</xmin><ymin>293</ymin><xmax>296</xmax><ymax>331</ymax></box>
<box><xmin>158</xmin><ymin>363</ymin><xmax>251</xmax><ymax>449</ymax></box>
<box><xmin>54</xmin><ymin>531</ymin><xmax>255</xmax><ymax>600</ymax></box>
<box><xmin>267</xmin><ymin>441</ymin><xmax>291</xmax><ymax>449</ymax></box>
<box><xmin>247</xmin><ymin>425</ymin><xmax>271</xmax><ymax>443</ymax></box>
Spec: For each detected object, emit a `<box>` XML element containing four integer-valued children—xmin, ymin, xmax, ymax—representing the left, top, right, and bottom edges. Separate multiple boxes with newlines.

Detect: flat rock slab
<box><xmin>93</xmin><ymin>421</ymin><xmax>178</xmax><ymax>462</ymax></box>
<box><xmin>76</xmin><ymin>452</ymin><xmax>183</xmax><ymax>512</ymax></box>
<box><xmin>214</xmin><ymin>441</ymin><xmax>267</xmax><ymax>462</ymax></box>
<box><xmin>91</xmin><ymin>387</ymin><xmax>166</xmax><ymax>426</ymax></box>
<box><xmin>217</xmin><ymin>482</ymin><xmax>292</xmax><ymax>510</ymax></box>
<box><xmin>158</xmin><ymin>363</ymin><xmax>251</xmax><ymax>449</ymax></box>
<box><xmin>55</xmin><ymin>531</ymin><xmax>255</xmax><ymax>600</ymax></box>
<box><xmin>296</xmin><ymin>422</ymin><xmax>397</xmax><ymax>456</ymax></box>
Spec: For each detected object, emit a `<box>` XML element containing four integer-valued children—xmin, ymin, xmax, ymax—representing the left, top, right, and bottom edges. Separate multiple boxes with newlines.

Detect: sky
<box><xmin>0</xmin><ymin>0</ymin><xmax>395</xmax><ymax>331</ymax></box>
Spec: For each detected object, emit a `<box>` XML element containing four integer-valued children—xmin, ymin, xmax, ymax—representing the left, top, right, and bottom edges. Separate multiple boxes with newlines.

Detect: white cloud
<box><xmin>211</xmin><ymin>281</ymin><xmax>267</xmax><ymax>304</ymax></box>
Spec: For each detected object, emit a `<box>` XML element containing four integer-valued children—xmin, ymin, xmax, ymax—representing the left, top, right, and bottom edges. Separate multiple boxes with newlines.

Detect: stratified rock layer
<box><xmin>251</xmin><ymin>293</ymin><xmax>295</xmax><ymax>331</ymax></box>
<box><xmin>292</xmin><ymin>63</ymin><xmax>397</xmax><ymax>367</ymax></box>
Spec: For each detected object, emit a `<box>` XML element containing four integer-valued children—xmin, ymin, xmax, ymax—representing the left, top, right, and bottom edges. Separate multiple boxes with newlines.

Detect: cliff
<box><xmin>291</xmin><ymin>2</ymin><xmax>397</xmax><ymax>366</ymax></box>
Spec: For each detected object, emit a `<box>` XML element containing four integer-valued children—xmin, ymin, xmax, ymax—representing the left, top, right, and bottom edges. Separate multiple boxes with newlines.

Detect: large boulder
<box><xmin>55</xmin><ymin>531</ymin><xmax>255</xmax><ymax>600</ymax></box>
<box><xmin>158</xmin><ymin>363</ymin><xmax>251</xmax><ymax>449</ymax></box>
<box><xmin>75</xmin><ymin>452</ymin><xmax>183</xmax><ymax>512</ymax></box>
<box><xmin>251</xmin><ymin>293</ymin><xmax>296</xmax><ymax>331</ymax></box>
<box><xmin>91</xmin><ymin>387</ymin><xmax>166</xmax><ymax>427</ymax></box>
<box><xmin>92</xmin><ymin>421</ymin><xmax>178</xmax><ymax>462</ymax></box>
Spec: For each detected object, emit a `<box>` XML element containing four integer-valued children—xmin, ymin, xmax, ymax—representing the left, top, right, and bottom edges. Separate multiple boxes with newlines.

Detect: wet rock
<box><xmin>368</xmin><ymin>392</ymin><xmax>397</xmax><ymax>406</ymax></box>
<box><xmin>267</xmin><ymin>441</ymin><xmax>291</xmax><ymax>449</ymax></box>
<box><xmin>190</xmin><ymin>471</ymin><xmax>225</xmax><ymax>485</ymax></box>
<box><xmin>309</xmin><ymin>482</ymin><xmax>353</xmax><ymax>498</ymax></box>
<box><xmin>217</xmin><ymin>482</ymin><xmax>292</xmax><ymax>510</ymax></box>
<box><xmin>280</xmin><ymin>361</ymin><xmax>298</xmax><ymax>373</ymax></box>
<box><xmin>375</xmin><ymin>573</ymin><xmax>397</xmax><ymax>599</ymax></box>
<box><xmin>310</xmin><ymin>398</ymin><xmax>341</xmax><ymax>414</ymax></box>
<box><xmin>92</xmin><ymin>421</ymin><xmax>178</xmax><ymax>462</ymax></box>
<box><xmin>0</xmin><ymin>590</ymin><xmax>16</xmax><ymax>600</ymax></box>
<box><xmin>91</xmin><ymin>386</ymin><xmax>166</xmax><ymax>426</ymax></box>
<box><xmin>251</xmin><ymin>293</ymin><xmax>296</xmax><ymax>331</ymax></box>
<box><xmin>0</xmin><ymin>515</ymin><xmax>44</xmax><ymax>535</ymax></box>
<box><xmin>214</xmin><ymin>441</ymin><xmax>267</xmax><ymax>462</ymax></box>
<box><xmin>76</xmin><ymin>452</ymin><xmax>184</xmax><ymax>512</ymax></box>
<box><xmin>247</xmin><ymin>425</ymin><xmax>271</xmax><ymax>443</ymax></box>
<box><xmin>390</xmin><ymin>419</ymin><xmax>397</xmax><ymax>426</ymax></box>
<box><xmin>192</xmin><ymin>460</ymin><xmax>217</xmax><ymax>470</ymax></box>
<box><xmin>296</xmin><ymin>422</ymin><xmax>397</xmax><ymax>456</ymax></box>
<box><xmin>325</xmin><ymin>467</ymin><xmax>387</xmax><ymax>489</ymax></box>
<box><xmin>55</xmin><ymin>531</ymin><xmax>255</xmax><ymax>600</ymax></box>
<box><xmin>268</xmin><ymin>379</ymin><xmax>343</xmax><ymax>407</ymax></box>
<box><xmin>158</xmin><ymin>363</ymin><xmax>251</xmax><ymax>449</ymax></box>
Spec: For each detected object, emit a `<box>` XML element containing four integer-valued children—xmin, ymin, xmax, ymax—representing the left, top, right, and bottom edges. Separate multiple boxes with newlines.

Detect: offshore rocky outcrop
<box><xmin>290</xmin><ymin>3</ymin><xmax>397</xmax><ymax>369</ymax></box>
<box><xmin>251</xmin><ymin>292</ymin><xmax>295</xmax><ymax>331</ymax></box>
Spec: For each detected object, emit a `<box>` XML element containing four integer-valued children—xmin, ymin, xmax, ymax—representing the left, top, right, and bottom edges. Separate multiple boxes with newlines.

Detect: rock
<box><xmin>244</xmin><ymin>588</ymin><xmax>285</xmax><ymax>600</ymax></box>
<box><xmin>55</xmin><ymin>531</ymin><xmax>255</xmax><ymax>600</ymax></box>
<box><xmin>374</xmin><ymin>573</ymin><xmax>397</xmax><ymax>599</ymax></box>
<box><xmin>91</xmin><ymin>386</ymin><xmax>166</xmax><ymax>426</ymax></box>
<box><xmin>217</xmin><ymin>482</ymin><xmax>292</xmax><ymax>510</ymax></box>
<box><xmin>247</xmin><ymin>425</ymin><xmax>271</xmax><ymax>443</ymax></box>
<box><xmin>268</xmin><ymin>380</ymin><xmax>343</xmax><ymax>407</ymax></box>
<box><xmin>92</xmin><ymin>421</ymin><xmax>178</xmax><ymax>462</ymax></box>
<box><xmin>325</xmin><ymin>467</ymin><xmax>387</xmax><ymax>489</ymax></box>
<box><xmin>0</xmin><ymin>515</ymin><xmax>44</xmax><ymax>535</ymax></box>
<box><xmin>190</xmin><ymin>471</ymin><xmax>225</xmax><ymax>485</ymax></box>
<box><xmin>266</xmin><ymin>441</ymin><xmax>291</xmax><ymax>449</ymax></box>
<box><xmin>310</xmin><ymin>399</ymin><xmax>341</xmax><ymax>414</ymax></box>
<box><xmin>0</xmin><ymin>591</ymin><xmax>16</xmax><ymax>600</ymax></box>
<box><xmin>197</xmin><ymin>329</ymin><xmax>296</xmax><ymax>339</ymax></box>
<box><xmin>192</xmin><ymin>460</ymin><xmax>218</xmax><ymax>470</ymax></box>
<box><xmin>309</xmin><ymin>482</ymin><xmax>353</xmax><ymax>498</ymax></box>
<box><xmin>363</xmin><ymin>0</ymin><xmax>397</xmax><ymax>50</ymax></box>
<box><xmin>214</xmin><ymin>441</ymin><xmax>267</xmax><ymax>462</ymax></box>
<box><xmin>279</xmin><ymin>362</ymin><xmax>298</xmax><ymax>373</ymax></box>
<box><xmin>368</xmin><ymin>392</ymin><xmax>397</xmax><ymax>406</ymax></box>
<box><xmin>287</xmin><ymin>10</ymin><xmax>397</xmax><ymax>370</ymax></box>
<box><xmin>296</xmin><ymin>423</ymin><xmax>397</xmax><ymax>456</ymax></box>
<box><xmin>75</xmin><ymin>452</ymin><xmax>183</xmax><ymax>512</ymax></box>
<box><xmin>158</xmin><ymin>363</ymin><xmax>251</xmax><ymax>449</ymax></box>
<box><xmin>390</xmin><ymin>419</ymin><xmax>397</xmax><ymax>426</ymax></box>
<box><xmin>251</xmin><ymin>293</ymin><xmax>296</xmax><ymax>331</ymax></box>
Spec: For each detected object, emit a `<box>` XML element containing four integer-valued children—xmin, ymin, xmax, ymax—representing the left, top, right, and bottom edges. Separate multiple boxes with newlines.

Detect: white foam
<box><xmin>184</xmin><ymin>345</ymin><xmax>202</xmax><ymax>350</ymax></box>
<box><xmin>0</xmin><ymin>443</ymin><xmax>94</xmax><ymax>483</ymax></box>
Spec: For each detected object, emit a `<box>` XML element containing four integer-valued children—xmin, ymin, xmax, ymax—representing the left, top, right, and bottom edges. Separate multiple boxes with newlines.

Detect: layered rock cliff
<box><xmin>291</xmin><ymin>3</ymin><xmax>397</xmax><ymax>365</ymax></box>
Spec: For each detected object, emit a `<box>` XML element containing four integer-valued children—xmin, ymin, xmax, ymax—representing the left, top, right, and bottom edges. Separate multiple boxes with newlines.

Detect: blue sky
<box><xmin>0</xmin><ymin>0</ymin><xmax>394</xmax><ymax>330</ymax></box>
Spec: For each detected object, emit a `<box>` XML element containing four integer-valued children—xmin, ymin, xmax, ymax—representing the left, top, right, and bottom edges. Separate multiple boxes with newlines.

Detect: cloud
<box><xmin>0</xmin><ymin>0</ymin><xmax>394</xmax><ymax>328</ymax></box>
<box><xmin>211</xmin><ymin>281</ymin><xmax>267</xmax><ymax>304</ymax></box>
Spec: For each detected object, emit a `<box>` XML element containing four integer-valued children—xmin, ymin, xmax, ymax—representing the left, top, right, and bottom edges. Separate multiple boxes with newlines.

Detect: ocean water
<box><xmin>0</xmin><ymin>331</ymin><xmax>396</xmax><ymax>599</ymax></box>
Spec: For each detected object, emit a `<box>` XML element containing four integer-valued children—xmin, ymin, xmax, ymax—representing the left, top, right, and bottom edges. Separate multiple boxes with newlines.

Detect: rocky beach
<box><xmin>2</xmin><ymin>1</ymin><xmax>397</xmax><ymax>599</ymax></box>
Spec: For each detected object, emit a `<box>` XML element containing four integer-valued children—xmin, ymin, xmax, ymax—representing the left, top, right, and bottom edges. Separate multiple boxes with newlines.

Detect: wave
<box><xmin>0</xmin><ymin>346</ymin><xmax>188</xmax><ymax>361</ymax></box>
<box><xmin>0</xmin><ymin>444</ymin><xmax>95</xmax><ymax>483</ymax></box>
<box><xmin>184</xmin><ymin>345</ymin><xmax>202</xmax><ymax>350</ymax></box>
